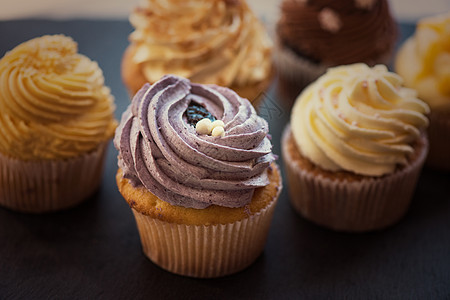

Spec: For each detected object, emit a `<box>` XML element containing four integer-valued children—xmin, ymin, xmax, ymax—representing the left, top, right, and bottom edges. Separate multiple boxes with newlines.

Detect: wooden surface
<box><xmin>0</xmin><ymin>20</ymin><xmax>449</xmax><ymax>299</ymax></box>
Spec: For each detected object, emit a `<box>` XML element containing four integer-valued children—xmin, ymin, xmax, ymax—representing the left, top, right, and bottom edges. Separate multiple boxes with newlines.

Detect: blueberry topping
<box><xmin>186</xmin><ymin>102</ymin><xmax>216</xmax><ymax>126</ymax></box>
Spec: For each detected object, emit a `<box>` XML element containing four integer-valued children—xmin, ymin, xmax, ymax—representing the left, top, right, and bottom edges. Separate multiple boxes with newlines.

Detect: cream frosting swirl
<box><xmin>0</xmin><ymin>35</ymin><xmax>117</xmax><ymax>160</ymax></box>
<box><xmin>395</xmin><ymin>12</ymin><xmax>450</xmax><ymax>110</ymax></box>
<box><xmin>291</xmin><ymin>64</ymin><xmax>429</xmax><ymax>176</ymax></box>
<box><xmin>129</xmin><ymin>0</ymin><xmax>272</xmax><ymax>87</ymax></box>
<box><xmin>114</xmin><ymin>75</ymin><xmax>275</xmax><ymax>209</ymax></box>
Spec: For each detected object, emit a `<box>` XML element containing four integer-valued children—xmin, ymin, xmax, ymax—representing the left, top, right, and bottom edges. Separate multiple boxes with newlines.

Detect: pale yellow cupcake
<box><xmin>282</xmin><ymin>64</ymin><xmax>429</xmax><ymax>232</ymax></box>
<box><xmin>114</xmin><ymin>75</ymin><xmax>281</xmax><ymax>277</ymax></box>
<box><xmin>395</xmin><ymin>12</ymin><xmax>450</xmax><ymax>171</ymax></box>
<box><xmin>0</xmin><ymin>35</ymin><xmax>117</xmax><ymax>213</ymax></box>
<box><xmin>121</xmin><ymin>0</ymin><xmax>273</xmax><ymax>105</ymax></box>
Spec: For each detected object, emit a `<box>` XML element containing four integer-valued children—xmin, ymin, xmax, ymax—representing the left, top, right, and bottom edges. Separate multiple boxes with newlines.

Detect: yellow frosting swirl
<box><xmin>291</xmin><ymin>64</ymin><xmax>429</xmax><ymax>176</ymax></box>
<box><xmin>395</xmin><ymin>12</ymin><xmax>450</xmax><ymax>110</ymax></box>
<box><xmin>129</xmin><ymin>0</ymin><xmax>272</xmax><ymax>87</ymax></box>
<box><xmin>0</xmin><ymin>35</ymin><xmax>117</xmax><ymax>160</ymax></box>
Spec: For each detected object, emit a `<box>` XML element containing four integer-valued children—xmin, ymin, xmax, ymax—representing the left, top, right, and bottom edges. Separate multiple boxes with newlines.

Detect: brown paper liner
<box><xmin>131</xmin><ymin>191</ymin><xmax>279</xmax><ymax>278</ymax></box>
<box><xmin>282</xmin><ymin>126</ymin><xmax>428</xmax><ymax>232</ymax></box>
<box><xmin>273</xmin><ymin>43</ymin><xmax>326</xmax><ymax>106</ymax></box>
<box><xmin>426</xmin><ymin>110</ymin><xmax>450</xmax><ymax>171</ymax></box>
<box><xmin>273</xmin><ymin>41</ymin><xmax>393</xmax><ymax>108</ymax></box>
<box><xmin>0</xmin><ymin>142</ymin><xmax>109</xmax><ymax>213</ymax></box>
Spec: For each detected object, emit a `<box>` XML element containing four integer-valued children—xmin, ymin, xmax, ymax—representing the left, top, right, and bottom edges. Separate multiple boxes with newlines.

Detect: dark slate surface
<box><xmin>0</xmin><ymin>20</ymin><xmax>449</xmax><ymax>300</ymax></box>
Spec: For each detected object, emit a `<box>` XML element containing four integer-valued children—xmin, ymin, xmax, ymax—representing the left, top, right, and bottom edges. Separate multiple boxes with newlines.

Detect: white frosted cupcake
<box><xmin>282</xmin><ymin>64</ymin><xmax>429</xmax><ymax>232</ymax></box>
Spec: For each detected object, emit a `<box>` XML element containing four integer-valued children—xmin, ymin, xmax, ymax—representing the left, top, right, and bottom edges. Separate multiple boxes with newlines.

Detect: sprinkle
<box><xmin>332</xmin><ymin>96</ymin><xmax>339</xmax><ymax>108</ymax></box>
<box><xmin>332</xmin><ymin>96</ymin><xmax>338</xmax><ymax>105</ymax></box>
<box><xmin>319</xmin><ymin>88</ymin><xmax>325</xmax><ymax>98</ymax></box>
<box><xmin>195</xmin><ymin>118</ymin><xmax>212</xmax><ymax>135</ymax></box>
<box><xmin>362</xmin><ymin>81</ymin><xmax>368</xmax><ymax>88</ymax></box>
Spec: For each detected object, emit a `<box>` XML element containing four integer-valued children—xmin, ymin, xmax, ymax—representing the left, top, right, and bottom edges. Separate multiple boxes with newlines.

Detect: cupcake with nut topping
<box><xmin>275</xmin><ymin>0</ymin><xmax>398</xmax><ymax>104</ymax></box>
<box><xmin>121</xmin><ymin>0</ymin><xmax>273</xmax><ymax>105</ymax></box>
<box><xmin>282</xmin><ymin>64</ymin><xmax>429</xmax><ymax>232</ymax></box>
<box><xmin>114</xmin><ymin>74</ymin><xmax>282</xmax><ymax>277</ymax></box>
<box><xmin>0</xmin><ymin>35</ymin><xmax>117</xmax><ymax>213</ymax></box>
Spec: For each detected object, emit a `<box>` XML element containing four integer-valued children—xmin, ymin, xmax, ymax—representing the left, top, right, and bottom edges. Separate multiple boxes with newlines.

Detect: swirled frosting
<box><xmin>291</xmin><ymin>64</ymin><xmax>429</xmax><ymax>176</ymax></box>
<box><xmin>129</xmin><ymin>0</ymin><xmax>272</xmax><ymax>87</ymax></box>
<box><xmin>114</xmin><ymin>75</ymin><xmax>275</xmax><ymax>209</ymax></box>
<box><xmin>395</xmin><ymin>12</ymin><xmax>450</xmax><ymax>110</ymax></box>
<box><xmin>0</xmin><ymin>35</ymin><xmax>117</xmax><ymax>160</ymax></box>
<box><xmin>277</xmin><ymin>0</ymin><xmax>397</xmax><ymax>65</ymax></box>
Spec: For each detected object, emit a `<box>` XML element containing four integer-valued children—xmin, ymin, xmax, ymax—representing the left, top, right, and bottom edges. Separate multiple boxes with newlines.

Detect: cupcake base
<box><xmin>132</xmin><ymin>207</ymin><xmax>274</xmax><ymax>278</ymax></box>
<box><xmin>121</xmin><ymin>44</ymin><xmax>149</xmax><ymax>98</ymax></box>
<box><xmin>282</xmin><ymin>126</ymin><xmax>428</xmax><ymax>232</ymax></box>
<box><xmin>116</xmin><ymin>164</ymin><xmax>282</xmax><ymax>278</ymax></box>
<box><xmin>121</xmin><ymin>43</ymin><xmax>273</xmax><ymax>107</ymax></box>
<box><xmin>0</xmin><ymin>142</ymin><xmax>109</xmax><ymax>213</ymax></box>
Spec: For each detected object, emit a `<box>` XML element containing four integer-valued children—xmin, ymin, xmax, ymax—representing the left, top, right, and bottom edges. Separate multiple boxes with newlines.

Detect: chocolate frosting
<box><xmin>114</xmin><ymin>75</ymin><xmax>275</xmax><ymax>209</ymax></box>
<box><xmin>277</xmin><ymin>0</ymin><xmax>397</xmax><ymax>65</ymax></box>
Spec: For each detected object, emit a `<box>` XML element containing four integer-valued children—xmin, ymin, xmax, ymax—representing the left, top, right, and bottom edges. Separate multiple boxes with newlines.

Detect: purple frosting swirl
<box><xmin>114</xmin><ymin>75</ymin><xmax>275</xmax><ymax>209</ymax></box>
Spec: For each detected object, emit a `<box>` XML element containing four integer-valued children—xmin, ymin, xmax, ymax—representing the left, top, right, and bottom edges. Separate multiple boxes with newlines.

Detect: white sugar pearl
<box><xmin>211</xmin><ymin>126</ymin><xmax>225</xmax><ymax>137</ymax></box>
<box><xmin>196</xmin><ymin>118</ymin><xmax>212</xmax><ymax>135</ymax></box>
<box><xmin>211</xmin><ymin>120</ymin><xmax>225</xmax><ymax>129</ymax></box>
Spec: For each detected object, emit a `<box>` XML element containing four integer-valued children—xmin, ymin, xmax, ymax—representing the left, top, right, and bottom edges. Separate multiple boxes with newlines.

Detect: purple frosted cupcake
<box><xmin>114</xmin><ymin>75</ymin><xmax>282</xmax><ymax>277</ymax></box>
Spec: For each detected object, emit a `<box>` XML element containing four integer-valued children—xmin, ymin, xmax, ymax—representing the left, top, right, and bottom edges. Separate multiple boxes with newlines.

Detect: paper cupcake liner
<box><xmin>131</xmin><ymin>192</ymin><xmax>279</xmax><ymax>278</ymax></box>
<box><xmin>282</xmin><ymin>127</ymin><xmax>428</xmax><ymax>232</ymax></box>
<box><xmin>0</xmin><ymin>142</ymin><xmax>109</xmax><ymax>213</ymax></box>
<box><xmin>273</xmin><ymin>41</ymin><xmax>394</xmax><ymax>106</ymax></box>
<box><xmin>426</xmin><ymin>110</ymin><xmax>450</xmax><ymax>171</ymax></box>
<box><xmin>273</xmin><ymin>42</ymin><xmax>326</xmax><ymax>104</ymax></box>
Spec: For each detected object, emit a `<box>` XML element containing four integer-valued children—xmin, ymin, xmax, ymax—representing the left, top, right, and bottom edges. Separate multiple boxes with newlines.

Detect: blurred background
<box><xmin>0</xmin><ymin>0</ymin><xmax>448</xmax><ymax>23</ymax></box>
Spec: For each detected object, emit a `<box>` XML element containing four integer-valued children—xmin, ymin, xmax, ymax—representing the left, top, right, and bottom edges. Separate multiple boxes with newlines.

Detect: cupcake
<box><xmin>275</xmin><ymin>0</ymin><xmax>398</xmax><ymax>104</ymax></box>
<box><xmin>114</xmin><ymin>74</ymin><xmax>281</xmax><ymax>278</ymax></box>
<box><xmin>0</xmin><ymin>35</ymin><xmax>117</xmax><ymax>213</ymax></box>
<box><xmin>282</xmin><ymin>64</ymin><xmax>429</xmax><ymax>232</ymax></box>
<box><xmin>395</xmin><ymin>12</ymin><xmax>450</xmax><ymax>171</ymax></box>
<box><xmin>121</xmin><ymin>0</ymin><xmax>273</xmax><ymax>106</ymax></box>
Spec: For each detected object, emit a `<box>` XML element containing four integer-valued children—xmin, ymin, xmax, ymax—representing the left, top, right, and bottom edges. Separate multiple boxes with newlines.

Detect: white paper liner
<box><xmin>0</xmin><ymin>142</ymin><xmax>109</xmax><ymax>213</ymax></box>
<box><xmin>282</xmin><ymin>126</ymin><xmax>428</xmax><ymax>232</ymax></box>
<box><xmin>426</xmin><ymin>110</ymin><xmax>450</xmax><ymax>171</ymax></box>
<box><xmin>131</xmin><ymin>188</ymin><xmax>280</xmax><ymax>278</ymax></box>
